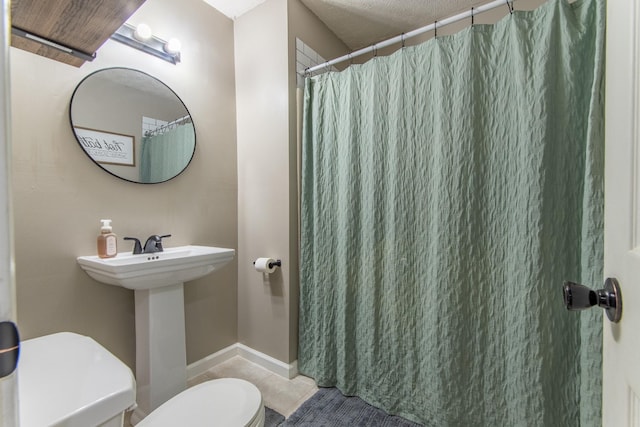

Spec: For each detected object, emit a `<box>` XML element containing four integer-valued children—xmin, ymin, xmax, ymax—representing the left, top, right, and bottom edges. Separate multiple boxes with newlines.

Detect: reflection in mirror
<box><xmin>70</xmin><ymin>68</ymin><xmax>196</xmax><ymax>184</ymax></box>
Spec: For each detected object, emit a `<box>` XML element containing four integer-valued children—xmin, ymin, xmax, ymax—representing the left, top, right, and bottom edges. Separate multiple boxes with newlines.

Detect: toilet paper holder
<box><xmin>252</xmin><ymin>259</ymin><xmax>282</xmax><ymax>269</ymax></box>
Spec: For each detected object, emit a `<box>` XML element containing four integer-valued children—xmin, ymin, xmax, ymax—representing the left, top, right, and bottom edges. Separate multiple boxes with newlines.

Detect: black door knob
<box><xmin>562</xmin><ymin>277</ymin><xmax>622</xmax><ymax>323</ymax></box>
<box><xmin>0</xmin><ymin>321</ymin><xmax>19</xmax><ymax>378</ymax></box>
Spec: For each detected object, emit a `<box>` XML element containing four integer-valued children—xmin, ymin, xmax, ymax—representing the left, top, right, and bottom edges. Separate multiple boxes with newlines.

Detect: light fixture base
<box><xmin>111</xmin><ymin>23</ymin><xmax>180</xmax><ymax>65</ymax></box>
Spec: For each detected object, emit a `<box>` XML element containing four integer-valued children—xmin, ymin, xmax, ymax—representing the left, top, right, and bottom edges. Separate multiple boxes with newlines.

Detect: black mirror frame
<box><xmin>69</xmin><ymin>67</ymin><xmax>196</xmax><ymax>184</ymax></box>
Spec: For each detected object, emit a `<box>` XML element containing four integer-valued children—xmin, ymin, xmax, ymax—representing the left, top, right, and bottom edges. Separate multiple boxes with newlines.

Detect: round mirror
<box><xmin>69</xmin><ymin>68</ymin><xmax>195</xmax><ymax>184</ymax></box>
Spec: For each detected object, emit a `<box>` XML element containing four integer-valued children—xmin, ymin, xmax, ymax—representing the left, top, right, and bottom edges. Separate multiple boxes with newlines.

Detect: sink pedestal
<box><xmin>76</xmin><ymin>245</ymin><xmax>236</xmax><ymax>423</ymax></box>
<box><xmin>130</xmin><ymin>283</ymin><xmax>187</xmax><ymax>423</ymax></box>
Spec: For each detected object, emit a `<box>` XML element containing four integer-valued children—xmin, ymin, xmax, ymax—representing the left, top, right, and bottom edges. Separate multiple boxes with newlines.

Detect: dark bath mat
<box><xmin>265</xmin><ymin>406</ymin><xmax>286</xmax><ymax>426</ymax></box>
<box><xmin>280</xmin><ymin>387</ymin><xmax>423</xmax><ymax>426</ymax></box>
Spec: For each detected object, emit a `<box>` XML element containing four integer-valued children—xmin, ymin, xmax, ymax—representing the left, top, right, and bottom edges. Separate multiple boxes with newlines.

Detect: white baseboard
<box><xmin>186</xmin><ymin>343</ymin><xmax>239</xmax><ymax>378</ymax></box>
<box><xmin>187</xmin><ymin>343</ymin><xmax>298</xmax><ymax>380</ymax></box>
<box><xmin>236</xmin><ymin>343</ymin><xmax>298</xmax><ymax>379</ymax></box>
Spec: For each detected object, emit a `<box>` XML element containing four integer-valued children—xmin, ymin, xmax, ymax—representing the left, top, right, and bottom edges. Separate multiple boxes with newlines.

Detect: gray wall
<box><xmin>235</xmin><ymin>0</ymin><xmax>348</xmax><ymax>363</ymax></box>
<box><xmin>11</xmin><ymin>0</ymin><xmax>238</xmax><ymax>368</ymax></box>
<box><xmin>11</xmin><ymin>0</ymin><xmax>348</xmax><ymax>371</ymax></box>
<box><xmin>10</xmin><ymin>0</ymin><xmax>530</xmax><ymax>372</ymax></box>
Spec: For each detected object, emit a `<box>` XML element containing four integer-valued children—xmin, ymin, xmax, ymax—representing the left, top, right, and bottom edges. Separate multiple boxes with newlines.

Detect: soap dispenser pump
<box><xmin>97</xmin><ymin>219</ymin><xmax>117</xmax><ymax>258</ymax></box>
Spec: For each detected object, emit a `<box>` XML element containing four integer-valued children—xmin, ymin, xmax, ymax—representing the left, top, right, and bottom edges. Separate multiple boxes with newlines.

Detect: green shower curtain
<box><xmin>299</xmin><ymin>0</ymin><xmax>604</xmax><ymax>425</ymax></box>
<box><xmin>140</xmin><ymin>124</ymin><xmax>195</xmax><ymax>183</ymax></box>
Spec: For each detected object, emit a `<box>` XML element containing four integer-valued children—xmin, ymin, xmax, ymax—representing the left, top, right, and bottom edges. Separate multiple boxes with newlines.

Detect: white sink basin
<box><xmin>77</xmin><ymin>245</ymin><xmax>235</xmax><ymax>290</ymax></box>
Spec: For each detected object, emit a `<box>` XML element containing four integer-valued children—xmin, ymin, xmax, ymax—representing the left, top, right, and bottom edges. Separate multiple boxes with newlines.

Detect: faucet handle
<box><xmin>157</xmin><ymin>234</ymin><xmax>171</xmax><ymax>251</ymax></box>
<box><xmin>124</xmin><ymin>237</ymin><xmax>142</xmax><ymax>254</ymax></box>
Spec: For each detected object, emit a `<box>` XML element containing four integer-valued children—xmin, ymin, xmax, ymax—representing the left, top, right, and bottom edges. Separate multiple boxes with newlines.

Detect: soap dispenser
<box><xmin>97</xmin><ymin>219</ymin><xmax>117</xmax><ymax>258</ymax></box>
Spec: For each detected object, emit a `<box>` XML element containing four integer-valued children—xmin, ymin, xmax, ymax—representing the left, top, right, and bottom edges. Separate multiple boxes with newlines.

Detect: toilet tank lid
<box><xmin>18</xmin><ymin>332</ymin><xmax>136</xmax><ymax>427</ymax></box>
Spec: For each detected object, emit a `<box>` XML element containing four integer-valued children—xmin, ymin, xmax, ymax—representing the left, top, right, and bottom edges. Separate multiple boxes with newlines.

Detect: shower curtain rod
<box><xmin>145</xmin><ymin>115</ymin><xmax>192</xmax><ymax>137</ymax></box>
<box><xmin>306</xmin><ymin>0</ymin><xmax>518</xmax><ymax>75</ymax></box>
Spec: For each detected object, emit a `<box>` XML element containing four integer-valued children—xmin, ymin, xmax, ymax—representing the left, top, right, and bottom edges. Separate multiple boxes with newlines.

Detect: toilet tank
<box><xmin>18</xmin><ymin>332</ymin><xmax>136</xmax><ymax>427</ymax></box>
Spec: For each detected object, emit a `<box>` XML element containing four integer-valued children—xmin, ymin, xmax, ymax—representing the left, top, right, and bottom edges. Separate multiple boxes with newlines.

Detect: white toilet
<box><xmin>136</xmin><ymin>378</ymin><xmax>264</xmax><ymax>427</ymax></box>
<box><xmin>18</xmin><ymin>332</ymin><xmax>136</xmax><ymax>427</ymax></box>
<box><xmin>18</xmin><ymin>332</ymin><xmax>265</xmax><ymax>427</ymax></box>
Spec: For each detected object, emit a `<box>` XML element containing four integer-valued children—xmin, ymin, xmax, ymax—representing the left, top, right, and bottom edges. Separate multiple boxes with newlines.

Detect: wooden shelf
<box><xmin>11</xmin><ymin>0</ymin><xmax>147</xmax><ymax>67</ymax></box>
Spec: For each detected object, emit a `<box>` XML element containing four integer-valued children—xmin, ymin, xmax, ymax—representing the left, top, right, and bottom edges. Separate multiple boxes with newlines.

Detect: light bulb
<box><xmin>164</xmin><ymin>38</ymin><xmax>182</xmax><ymax>54</ymax></box>
<box><xmin>133</xmin><ymin>23</ymin><xmax>152</xmax><ymax>41</ymax></box>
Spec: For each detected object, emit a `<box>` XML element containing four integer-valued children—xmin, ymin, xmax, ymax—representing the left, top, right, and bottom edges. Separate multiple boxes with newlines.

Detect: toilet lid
<box><xmin>138</xmin><ymin>378</ymin><xmax>263</xmax><ymax>427</ymax></box>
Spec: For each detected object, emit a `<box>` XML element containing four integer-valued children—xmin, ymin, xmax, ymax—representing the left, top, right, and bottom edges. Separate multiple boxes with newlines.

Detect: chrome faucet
<box><xmin>124</xmin><ymin>234</ymin><xmax>171</xmax><ymax>254</ymax></box>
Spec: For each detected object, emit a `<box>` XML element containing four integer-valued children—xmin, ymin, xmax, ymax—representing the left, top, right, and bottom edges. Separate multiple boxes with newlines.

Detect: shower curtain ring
<box><xmin>471</xmin><ymin>7</ymin><xmax>474</xmax><ymax>26</ymax></box>
<box><xmin>434</xmin><ymin>21</ymin><xmax>438</xmax><ymax>38</ymax></box>
<box><xmin>348</xmin><ymin>52</ymin><xmax>352</xmax><ymax>65</ymax></box>
<box><xmin>372</xmin><ymin>44</ymin><xmax>378</xmax><ymax>57</ymax></box>
<box><xmin>401</xmin><ymin>33</ymin><xmax>406</xmax><ymax>49</ymax></box>
<box><xmin>506</xmin><ymin>0</ymin><xmax>514</xmax><ymax>14</ymax></box>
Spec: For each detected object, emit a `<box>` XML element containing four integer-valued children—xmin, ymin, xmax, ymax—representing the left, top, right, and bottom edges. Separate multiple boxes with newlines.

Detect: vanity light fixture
<box><xmin>133</xmin><ymin>23</ymin><xmax>152</xmax><ymax>41</ymax></box>
<box><xmin>164</xmin><ymin>38</ymin><xmax>182</xmax><ymax>55</ymax></box>
<box><xmin>110</xmin><ymin>23</ymin><xmax>181</xmax><ymax>64</ymax></box>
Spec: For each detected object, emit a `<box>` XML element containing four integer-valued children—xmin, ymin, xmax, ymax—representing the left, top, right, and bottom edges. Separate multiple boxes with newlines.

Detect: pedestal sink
<box><xmin>77</xmin><ymin>245</ymin><xmax>235</xmax><ymax>422</ymax></box>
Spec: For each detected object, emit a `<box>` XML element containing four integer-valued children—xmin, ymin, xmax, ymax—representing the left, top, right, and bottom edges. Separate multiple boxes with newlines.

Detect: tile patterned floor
<box><xmin>126</xmin><ymin>356</ymin><xmax>318</xmax><ymax>425</ymax></box>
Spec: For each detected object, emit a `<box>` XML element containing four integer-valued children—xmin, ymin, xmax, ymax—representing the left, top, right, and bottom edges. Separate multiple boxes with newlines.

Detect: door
<box><xmin>603</xmin><ymin>1</ymin><xmax>640</xmax><ymax>426</ymax></box>
<box><xmin>0</xmin><ymin>0</ymin><xmax>18</xmax><ymax>425</ymax></box>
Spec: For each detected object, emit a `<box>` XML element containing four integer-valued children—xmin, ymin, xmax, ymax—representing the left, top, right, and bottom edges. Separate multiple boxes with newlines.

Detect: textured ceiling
<box><xmin>202</xmin><ymin>0</ymin><xmax>505</xmax><ymax>50</ymax></box>
<box><xmin>299</xmin><ymin>0</ymin><xmax>489</xmax><ymax>50</ymax></box>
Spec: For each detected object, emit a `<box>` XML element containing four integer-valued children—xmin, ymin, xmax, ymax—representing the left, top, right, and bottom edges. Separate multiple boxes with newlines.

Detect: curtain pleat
<box><xmin>140</xmin><ymin>124</ymin><xmax>195</xmax><ymax>183</ymax></box>
<box><xmin>299</xmin><ymin>0</ymin><xmax>605</xmax><ymax>425</ymax></box>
